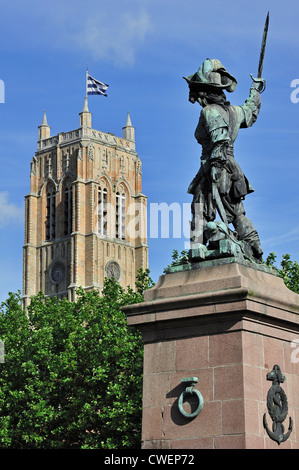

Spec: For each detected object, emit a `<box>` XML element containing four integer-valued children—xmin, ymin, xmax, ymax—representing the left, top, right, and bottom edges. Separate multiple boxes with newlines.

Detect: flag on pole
<box><xmin>87</xmin><ymin>74</ymin><xmax>109</xmax><ymax>97</ymax></box>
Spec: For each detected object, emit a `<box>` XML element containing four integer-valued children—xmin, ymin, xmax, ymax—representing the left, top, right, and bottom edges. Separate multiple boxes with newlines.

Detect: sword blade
<box><xmin>257</xmin><ymin>11</ymin><xmax>269</xmax><ymax>78</ymax></box>
<box><xmin>212</xmin><ymin>183</ymin><xmax>228</xmax><ymax>225</ymax></box>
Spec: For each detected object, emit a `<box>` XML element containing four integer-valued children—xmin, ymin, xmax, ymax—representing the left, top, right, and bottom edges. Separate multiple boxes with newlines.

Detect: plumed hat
<box><xmin>184</xmin><ymin>58</ymin><xmax>237</xmax><ymax>93</ymax></box>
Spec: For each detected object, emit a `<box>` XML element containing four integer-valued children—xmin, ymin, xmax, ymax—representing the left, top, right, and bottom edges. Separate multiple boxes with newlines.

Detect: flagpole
<box><xmin>86</xmin><ymin>65</ymin><xmax>88</xmax><ymax>102</ymax></box>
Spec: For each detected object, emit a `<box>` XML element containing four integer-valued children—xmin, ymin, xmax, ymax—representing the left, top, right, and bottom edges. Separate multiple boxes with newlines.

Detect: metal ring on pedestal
<box><xmin>178</xmin><ymin>377</ymin><xmax>204</xmax><ymax>419</ymax></box>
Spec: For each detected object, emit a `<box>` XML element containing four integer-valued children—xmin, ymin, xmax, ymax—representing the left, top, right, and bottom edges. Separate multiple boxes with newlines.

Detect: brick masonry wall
<box><xmin>23</xmin><ymin>115</ymin><xmax>148</xmax><ymax>305</ymax></box>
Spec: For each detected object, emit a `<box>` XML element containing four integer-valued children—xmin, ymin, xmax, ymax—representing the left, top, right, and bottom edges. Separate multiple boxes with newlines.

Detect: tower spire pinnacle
<box><xmin>42</xmin><ymin>109</ymin><xmax>48</xmax><ymax>126</ymax></box>
<box><xmin>82</xmin><ymin>95</ymin><xmax>89</xmax><ymax>113</ymax></box>
<box><xmin>123</xmin><ymin>111</ymin><xmax>135</xmax><ymax>143</ymax></box>
<box><xmin>38</xmin><ymin>109</ymin><xmax>50</xmax><ymax>141</ymax></box>
<box><xmin>79</xmin><ymin>96</ymin><xmax>92</xmax><ymax>128</ymax></box>
<box><xmin>125</xmin><ymin>111</ymin><xmax>132</xmax><ymax>127</ymax></box>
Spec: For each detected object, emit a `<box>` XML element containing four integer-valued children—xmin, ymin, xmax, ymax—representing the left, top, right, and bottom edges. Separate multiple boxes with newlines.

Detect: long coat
<box><xmin>188</xmin><ymin>88</ymin><xmax>261</xmax><ymax>224</ymax></box>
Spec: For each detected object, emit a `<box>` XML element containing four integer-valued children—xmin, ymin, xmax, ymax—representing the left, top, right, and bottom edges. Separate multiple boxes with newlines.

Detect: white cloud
<box><xmin>72</xmin><ymin>8</ymin><xmax>152</xmax><ymax>66</ymax></box>
<box><xmin>0</xmin><ymin>192</ymin><xmax>23</xmax><ymax>227</ymax></box>
<box><xmin>0</xmin><ymin>1</ymin><xmax>153</xmax><ymax>67</ymax></box>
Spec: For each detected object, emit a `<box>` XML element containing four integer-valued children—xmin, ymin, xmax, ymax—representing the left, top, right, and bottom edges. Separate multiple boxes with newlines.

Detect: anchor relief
<box><xmin>263</xmin><ymin>365</ymin><xmax>293</xmax><ymax>445</ymax></box>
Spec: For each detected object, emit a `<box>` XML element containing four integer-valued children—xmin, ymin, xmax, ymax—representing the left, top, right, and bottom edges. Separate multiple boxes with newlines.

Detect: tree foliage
<box><xmin>0</xmin><ymin>269</ymin><xmax>154</xmax><ymax>449</ymax></box>
<box><xmin>265</xmin><ymin>252</ymin><xmax>299</xmax><ymax>293</ymax></box>
<box><xmin>163</xmin><ymin>249</ymin><xmax>188</xmax><ymax>273</ymax></box>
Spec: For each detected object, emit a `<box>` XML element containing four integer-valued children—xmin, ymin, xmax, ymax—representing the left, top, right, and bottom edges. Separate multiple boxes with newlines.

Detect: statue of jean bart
<box><xmin>184</xmin><ymin>58</ymin><xmax>265</xmax><ymax>264</ymax></box>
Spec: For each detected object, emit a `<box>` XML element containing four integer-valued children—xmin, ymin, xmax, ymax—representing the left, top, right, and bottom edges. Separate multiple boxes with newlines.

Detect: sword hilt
<box><xmin>250</xmin><ymin>74</ymin><xmax>266</xmax><ymax>93</ymax></box>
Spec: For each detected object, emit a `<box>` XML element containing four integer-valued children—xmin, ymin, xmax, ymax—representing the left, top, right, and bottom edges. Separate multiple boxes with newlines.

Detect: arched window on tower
<box><xmin>98</xmin><ymin>186</ymin><xmax>108</xmax><ymax>236</ymax></box>
<box><xmin>116</xmin><ymin>190</ymin><xmax>126</xmax><ymax>240</ymax></box>
<box><xmin>64</xmin><ymin>179</ymin><xmax>73</xmax><ymax>236</ymax></box>
<box><xmin>46</xmin><ymin>182</ymin><xmax>56</xmax><ymax>240</ymax></box>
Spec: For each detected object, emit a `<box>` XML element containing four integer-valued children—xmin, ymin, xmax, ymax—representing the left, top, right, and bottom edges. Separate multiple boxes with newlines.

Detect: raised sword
<box><xmin>251</xmin><ymin>11</ymin><xmax>269</xmax><ymax>92</ymax></box>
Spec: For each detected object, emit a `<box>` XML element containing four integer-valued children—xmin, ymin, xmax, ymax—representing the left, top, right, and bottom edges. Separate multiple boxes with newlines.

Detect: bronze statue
<box><xmin>164</xmin><ymin>15</ymin><xmax>270</xmax><ymax>273</ymax></box>
<box><xmin>183</xmin><ymin>15</ymin><xmax>269</xmax><ymax>265</ymax></box>
<box><xmin>184</xmin><ymin>58</ymin><xmax>265</xmax><ymax>262</ymax></box>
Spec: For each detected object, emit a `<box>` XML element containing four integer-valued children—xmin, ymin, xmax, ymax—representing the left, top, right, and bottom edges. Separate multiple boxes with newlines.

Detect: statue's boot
<box><xmin>232</xmin><ymin>214</ymin><xmax>263</xmax><ymax>262</ymax></box>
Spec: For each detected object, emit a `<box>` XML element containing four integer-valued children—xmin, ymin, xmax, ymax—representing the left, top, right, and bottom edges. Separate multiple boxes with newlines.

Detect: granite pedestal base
<box><xmin>124</xmin><ymin>261</ymin><xmax>299</xmax><ymax>449</ymax></box>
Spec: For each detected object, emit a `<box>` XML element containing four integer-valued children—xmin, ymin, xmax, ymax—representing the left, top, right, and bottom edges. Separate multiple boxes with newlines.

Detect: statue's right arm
<box><xmin>239</xmin><ymin>85</ymin><xmax>262</xmax><ymax>128</ymax></box>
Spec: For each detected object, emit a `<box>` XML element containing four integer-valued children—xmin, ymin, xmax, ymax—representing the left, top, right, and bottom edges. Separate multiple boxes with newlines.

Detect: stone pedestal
<box><xmin>124</xmin><ymin>261</ymin><xmax>299</xmax><ymax>449</ymax></box>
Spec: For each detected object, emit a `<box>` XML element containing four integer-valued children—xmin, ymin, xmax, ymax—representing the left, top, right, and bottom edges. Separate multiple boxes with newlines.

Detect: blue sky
<box><xmin>1</xmin><ymin>0</ymin><xmax>299</xmax><ymax>302</ymax></box>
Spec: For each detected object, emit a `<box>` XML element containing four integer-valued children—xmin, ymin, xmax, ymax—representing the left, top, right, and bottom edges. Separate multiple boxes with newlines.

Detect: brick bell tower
<box><xmin>22</xmin><ymin>100</ymin><xmax>148</xmax><ymax>307</ymax></box>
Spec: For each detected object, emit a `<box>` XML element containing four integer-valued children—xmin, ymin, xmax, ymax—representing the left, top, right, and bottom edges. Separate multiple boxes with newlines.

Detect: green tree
<box><xmin>163</xmin><ymin>249</ymin><xmax>189</xmax><ymax>273</ymax></box>
<box><xmin>0</xmin><ymin>269</ymin><xmax>153</xmax><ymax>449</ymax></box>
<box><xmin>265</xmin><ymin>252</ymin><xmax>299</xmax><ymax>293</ymax></box>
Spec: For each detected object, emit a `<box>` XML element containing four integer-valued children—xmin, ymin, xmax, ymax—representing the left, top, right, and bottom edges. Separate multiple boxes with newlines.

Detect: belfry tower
<box><xmin>22</xmin><ymin>100</ymin><xmax>148</xmax><ymax>307</ymax></box>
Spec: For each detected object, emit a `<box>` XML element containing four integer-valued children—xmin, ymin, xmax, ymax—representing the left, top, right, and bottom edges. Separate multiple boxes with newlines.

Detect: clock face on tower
<box><xmin>50</xmin><ymin>261</ymin><xmax>66</xmax><ymax>284</ymax></box>
<box><xmin>105</xmin><ymin>261</ymin><xmax>121</xmax><ymax>281</ymax></box>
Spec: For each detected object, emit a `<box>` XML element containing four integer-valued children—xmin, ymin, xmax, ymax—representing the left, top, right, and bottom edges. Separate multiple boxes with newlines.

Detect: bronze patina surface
<box><xmin>179</xmin><ymin>14</ymin><xmax>269</xmax><ymax>270</ymax></box>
